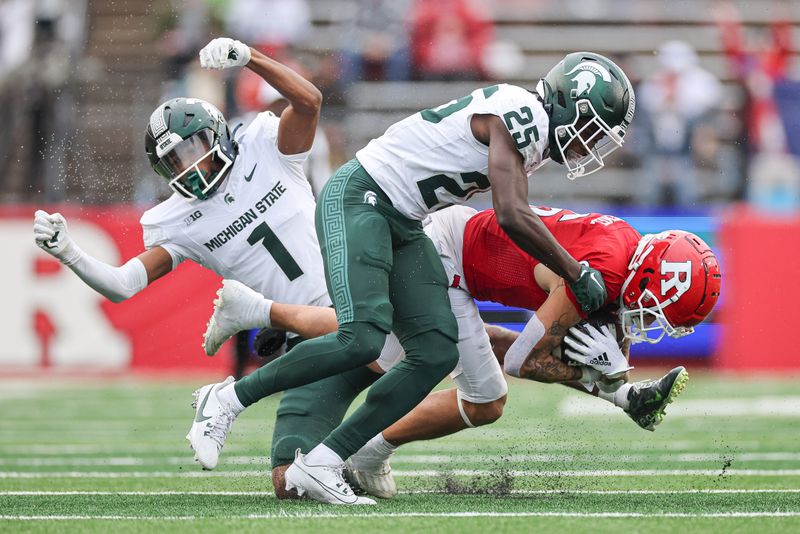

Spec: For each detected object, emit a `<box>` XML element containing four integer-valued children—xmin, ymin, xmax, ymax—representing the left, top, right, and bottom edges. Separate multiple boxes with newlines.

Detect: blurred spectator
<box><xmin>221</xmin><ymin>0</ymin><xmax>311</xmax><ymax>118</ymax></box>
<box><xmin>481</xmin><ymin>40</ymin><xmax>525</xmax><ymax>81</ymax></box>
<box><xmin>638</xmin><ymin>41</ymin><xmax>721</xmax><ymax>206</ymax></box>
<box><xmin>0</xmin><ymin>0</ymin><xmax>36</xmax><ymax>198</ymax></box>
<box><xmin>0</xmin><ymin>0</ymin><xmax>35</xmax><ymax>79</ymax></box>
<box><xmin>156</xmin><ymin>0</ymin><xmax>214</xmax><ymax>102</ymax></box>
<box><xmin>409</xmin><ymin>0</ymin><xmax>494</xmax><ymax>81</ymax></box>
<box><xmin>224</xmin><ymin>0</ymin><xmax>311</xmax><ymax>53</ymax></box>
<box><xmin>1</xmin><ymin>0</ymin><xmax>87</xmax><ymax>203</ymax></box>
<box><xmin>338</xmin><ymin>0</ymin><xmax>411</xmax><ymax>84</ymax></box>
<box><xmin>716</xmin><ymin>2</ymin><xmax>799</xmax><ymax>212</ymax></box>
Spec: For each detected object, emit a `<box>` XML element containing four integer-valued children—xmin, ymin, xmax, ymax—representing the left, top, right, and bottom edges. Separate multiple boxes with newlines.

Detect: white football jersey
<box><xmin>356</xmin><ymin>84</ymin><xmax>550</xmax><ymax>221</ymax></box>
<box><xmin>141</xmin><ymin>112</ymin><xmax>331</xmax><ymax>309</ymax></box>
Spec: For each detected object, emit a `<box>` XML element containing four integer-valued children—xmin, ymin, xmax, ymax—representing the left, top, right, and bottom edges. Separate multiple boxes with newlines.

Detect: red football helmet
<box><xmin>620</xmin><ymin>230</ymin><xmax>722</xmax><ymax>344</ymax></box>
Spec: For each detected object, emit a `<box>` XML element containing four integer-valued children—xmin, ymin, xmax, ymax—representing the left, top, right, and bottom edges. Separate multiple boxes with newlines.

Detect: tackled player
<box><xmin>204</xmin><ymin>204</ymin><xmax>721</xmax><ymax>500</ymax></box>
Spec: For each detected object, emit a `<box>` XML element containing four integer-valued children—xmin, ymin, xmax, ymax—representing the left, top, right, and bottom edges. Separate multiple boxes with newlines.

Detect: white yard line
<box><xmin>2</xmin><ymin>469</ymin><xmax>800</xmax><ymax>478</ymax></box>
<box><xmin>0</xmin><ymin>440</ymin><xmax>724</xmax><ymax>455</ymax></box>
<box><xmin>2</xmin><ymin>489</ymin><xmax>800</xmax><ymax>496</ymax></box>
<box><xmin>2</xmin><ymin>512</ymin><xmax>800</xmax><ymax>520</ymax></box>
<box><xmin>560</xmin><ymin>396</ymin><xmax>800</xmax><ymax>417</ymax></box>
<box><xmin>2</xmin><ymin>451</ymin><xmax>799</xmax><ymax>466</ymax></box>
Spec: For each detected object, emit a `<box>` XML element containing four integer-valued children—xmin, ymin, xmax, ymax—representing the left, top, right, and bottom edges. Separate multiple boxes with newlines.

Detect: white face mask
<box><xmin>155</xmin><ymin>131</ymin><xmax>233</xmax><ymax>200</ymax></box>
<box><xmin>554</xmin><ymin>100</ymin><xmax>626</xmax><ymax>180</ymax></box>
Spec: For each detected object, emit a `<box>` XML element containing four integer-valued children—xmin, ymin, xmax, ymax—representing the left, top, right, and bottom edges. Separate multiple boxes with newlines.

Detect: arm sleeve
<box><xmin>503</xmin><ymin>313</ymin><xmax>545</xmax><ymax>378</ymax></box>
<box><xmin>142</xmin><ymin>223</ymin><xmax>191</xmax><ymax>269</ymax></box>
<box><xmin>63</xmin><ymin>247</ymin><xmax>149</xmax><ymax>303</ymax></box>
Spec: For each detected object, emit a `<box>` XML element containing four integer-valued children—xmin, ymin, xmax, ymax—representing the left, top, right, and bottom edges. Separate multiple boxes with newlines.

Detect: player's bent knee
<box><xmin>272</xmin><ymin>465</ymin><xmax>301</xmax><ymax>500</ymax></box>
<box><xmin>336</xmin><ymin>323</ymin><xmax>388</xmax><ymax>365</ymax></box>
<box><xmin>463</xmin><ymin>395</ymin><xmax>507</xmax><ymax>427</ymax></box>
<box><xmin>411</xmin><ymin>329</ymin><xmax>460</xmax><ymax>375</ymax></box>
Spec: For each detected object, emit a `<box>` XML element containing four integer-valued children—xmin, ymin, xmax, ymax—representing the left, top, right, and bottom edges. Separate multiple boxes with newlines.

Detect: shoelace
<box><xmin>322</xmin><ymin>464</ymin><xmax>353</xmax><ymax>494</ymax></box>
<box><xmin>207</xmin><ymin>405</ymin><xmax>236</xmax><ymax>447</ymax></box>
<box><xmin>190</xmin><ymin>388</ymin><xmax>202</xmax><ymax>409</ymax></box>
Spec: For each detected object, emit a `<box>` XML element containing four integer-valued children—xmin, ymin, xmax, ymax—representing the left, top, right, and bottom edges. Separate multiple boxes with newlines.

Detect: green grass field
<box><xmin>2</xmin><ymin>369</ymin><xmax>800</xmax><ymax>533</ymax></box>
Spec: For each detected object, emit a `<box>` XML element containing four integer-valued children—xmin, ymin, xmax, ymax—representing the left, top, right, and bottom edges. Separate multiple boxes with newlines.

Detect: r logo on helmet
<box><xmin>660</xmin><ymin>260</ymin><xmax>691</xmax><ymax>297</ymax></box>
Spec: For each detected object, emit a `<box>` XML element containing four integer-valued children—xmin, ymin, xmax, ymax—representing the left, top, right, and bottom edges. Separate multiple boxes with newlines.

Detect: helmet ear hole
<box><xmin>557</xmin><ymin>90</ymin><xmax>566</xmax><ymax>108</ymax></box>
<box><xmin>638</xmin><ymin>277</ymin><xmax>649</xmax><ymax>293</ymax></box>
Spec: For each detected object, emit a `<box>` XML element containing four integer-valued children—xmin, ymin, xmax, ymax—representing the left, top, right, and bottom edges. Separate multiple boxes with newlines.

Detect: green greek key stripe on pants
<box><xmin>318</xmin><ymin>159</ymin><xmax>360</xmax><ymax>325</ymax></box>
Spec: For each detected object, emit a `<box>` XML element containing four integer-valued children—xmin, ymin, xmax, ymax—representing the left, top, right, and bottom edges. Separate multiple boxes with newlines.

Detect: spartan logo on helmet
<box><xmin>537</xmin><ymin>52</ymin><xmax>635</xmax><ymax>180</ymax></box>
<box><xmin>565</xmin><ymin>61</ymin><xmax>613</xmax><ymax>98</ymax></box>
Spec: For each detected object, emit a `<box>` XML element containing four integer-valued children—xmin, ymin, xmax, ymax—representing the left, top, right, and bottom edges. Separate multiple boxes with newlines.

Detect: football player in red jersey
<box><xmin>204</xmin><ymin>204</ymin><xmax>721</xmax><ymax>499</ymax></box>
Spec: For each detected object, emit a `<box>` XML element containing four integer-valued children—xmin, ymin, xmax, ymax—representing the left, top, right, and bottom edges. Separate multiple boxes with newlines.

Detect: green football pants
<box><xmin>236</xmin><ymin>159</ymin><xmax>459</xmax><ymax>459</ymax></box>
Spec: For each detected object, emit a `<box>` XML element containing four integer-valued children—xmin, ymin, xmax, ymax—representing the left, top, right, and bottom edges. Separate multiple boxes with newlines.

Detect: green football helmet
<box><xmin>536</xmin><ymin>52</ymin><xmax>635</xmax><ymax>180</ymax></box>
<box><xmin>144</xmin><ymin>98</ymin><xmax>237</xmax><ymax>200</ymax></box>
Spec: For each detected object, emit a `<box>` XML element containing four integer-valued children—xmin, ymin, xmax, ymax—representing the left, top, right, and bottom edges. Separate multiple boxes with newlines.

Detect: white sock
<box><xmin>597</xmin><ymin>383</ymin><xmax>632</xmax><ymax>410</ymax></box>
<box><xmin>217</xmin><ymin>382</ymin><xmax>245</xmax><ymax>415</ymax></box>
<box><xmin>613</xmin><ymin>384</ymin><xmax>632</xmax><ymax>410</ymax></box>
<box><xmin>368</xmin><ymin>433</ymin><xmax>397</xmax><ymax>456</ymax></box>
<box><xmin>598</xmin><ymin>388</ymin><xmax>615</xmax><ymax>403</ymax></box>
<box><xmin>242</xmin><ymin>295</ymin><xmax>272</xmax><ymax>330</ymax></box>
<box><xmin>351</xmin><ymin>433</ymin><xmax>397</xmax><ymax>469</ymax></box>
<box><xmin>305</xmin><ymin>443</ymin><xmax>343</xmax><ymax>466</ymax></box>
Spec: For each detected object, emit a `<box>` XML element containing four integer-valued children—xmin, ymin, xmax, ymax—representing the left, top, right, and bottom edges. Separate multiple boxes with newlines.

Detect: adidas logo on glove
<box><xmin>588</xmin><ymin>353</ymin><xmax>611</xmax><ymax>366</ymax></box>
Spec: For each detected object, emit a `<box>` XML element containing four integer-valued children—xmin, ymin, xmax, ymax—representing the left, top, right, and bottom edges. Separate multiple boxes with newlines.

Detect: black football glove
<box><xmin>568</xmin><ymin>264</ymin><xmax>607</xmax><ymax>313</ymax></box>
<box><xmin>253</xmin><ymin>327</ymin><xmax>287</xmax><ymax>361</ymax></box>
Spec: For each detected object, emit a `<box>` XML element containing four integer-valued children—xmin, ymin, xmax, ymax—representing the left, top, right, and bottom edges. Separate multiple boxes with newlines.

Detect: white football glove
<box><xmin>33</xmin><ymin>210</ymin><xmax>77</xmax><ymax>262</ymax></box>
<box><xmin>199</xmin><ymin>38</ymin><xmax>251</xmax><ymax>70</ymax></box>
<box><xmin>563</xmin><ymin>324</ymin><xmax>634</xmax><ymax>380</ymax></box>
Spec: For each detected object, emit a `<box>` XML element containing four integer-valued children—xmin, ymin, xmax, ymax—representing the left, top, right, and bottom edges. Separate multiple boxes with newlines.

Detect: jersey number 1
<box><xmin>247</xmin><ymin>222</ymin><xmax>303</xmax><ymax>281</ymax></box>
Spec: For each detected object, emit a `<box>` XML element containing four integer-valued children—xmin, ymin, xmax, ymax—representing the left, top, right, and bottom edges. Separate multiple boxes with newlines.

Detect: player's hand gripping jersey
<box><xmin>356</xmin><ymin>84</ymin><xmax>549</xmax><ymax>221</ymax></box>
<box><xmin>141</xmin><ymin>112</ymin><xmax>329</xmax><ymax>308</ymax></box>
<box><xmin>462</xmin><ymin>207</ymin><xmax>642</xmax><ymax>316</ymax></box>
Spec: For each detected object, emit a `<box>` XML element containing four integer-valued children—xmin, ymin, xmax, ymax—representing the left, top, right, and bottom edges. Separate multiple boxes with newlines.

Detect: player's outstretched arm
<box><xmin>245</xmin><ymin>48</ymin><xmax>322</xmax><ymax>155</ymax></box>
<box><xmin>480</xmin><ymin>114</ymin><xmax>581</xmax><ymax>281</ymax></box>
<box><xmin>33</xmin><ymin>210</ymin><xmax>173</xmax><ymax>303</ymax></box>
<box><xmin>503</xmin><ymin>278</ymin><xmax>584</xmax><ymax>383</ymax></box>
<box><xmin>198</xmin><ymin>37</ymin><xmax>322</xmax><ymax>155</ymax></box>
<box><xmin>269</xmin><ymin>302</ymin><xmax>338</xmax><ymax>340</ymax></box>
<box><xmin>477</xmin><ymin>115</ymin><xmax>606</xmax><ymax>313</ymax></box>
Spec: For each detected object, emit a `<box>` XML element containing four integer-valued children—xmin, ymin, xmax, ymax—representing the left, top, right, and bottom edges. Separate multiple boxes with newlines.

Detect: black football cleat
<box><xmin>626</xmin><ymin>366</ymin><xmax>689</xmax><ymax>431</ymax></box>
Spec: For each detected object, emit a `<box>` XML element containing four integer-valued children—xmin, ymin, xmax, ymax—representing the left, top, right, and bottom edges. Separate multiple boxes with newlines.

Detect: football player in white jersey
<box><xmin>196</xmin><ymin>52</ymin><xmax>635</xmax><ymax>504</ymax></box>
<box><xmin>34</xmin><ymin>36</ymin><xmax>327</xmax><ymax>310</ymax></box>
<box><xmin>31</xmin><ymin>37</ymin><xmax>369</xmax><ymax>483</ymax></box>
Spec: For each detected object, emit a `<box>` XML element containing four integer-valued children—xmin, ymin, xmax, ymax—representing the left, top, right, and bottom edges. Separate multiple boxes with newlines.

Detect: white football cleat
<box><xmin>186</xmin><ymin>376</ymin><xmax>237</xmax><ymax>470</ymax></box>
<box><xmin>285</xmin><ymin>449</ymin><xmax>376</xmax><ymax>505</ymax></box>
<box><xmin>203</xmin><ymin>279</ymin><xmax>267</xmax><ymax>356</ymax></box>
<box><xmin>344</xmin><ymin>455</ymin><xmax>397</xmax><ymax>499</ymax></box>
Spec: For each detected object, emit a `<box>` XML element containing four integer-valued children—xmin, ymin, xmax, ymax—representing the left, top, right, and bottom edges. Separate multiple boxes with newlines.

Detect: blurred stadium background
<box><xmin>3</xmin><ymin>0</ymin><xmax>800</xmax><ymax>529</ymax></box>
<box><xmin>1</xmin><ymin>0</ymin><xmax>798</xmax><ymax>375</ymax></box>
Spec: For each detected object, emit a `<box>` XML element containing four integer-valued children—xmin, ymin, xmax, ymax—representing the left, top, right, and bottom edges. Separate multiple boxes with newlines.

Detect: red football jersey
<box><xmin>462</xmin><ymin>207</ymin><xmax>642</xmax><ymax>317</ymax></box>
